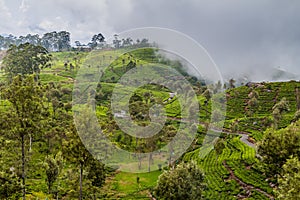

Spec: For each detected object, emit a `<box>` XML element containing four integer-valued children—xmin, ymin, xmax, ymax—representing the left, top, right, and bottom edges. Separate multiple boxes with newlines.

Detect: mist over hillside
<box><xmin>221</xmin><ymin>65</ymin><xmax>299</xmax><ymax>84</ymax></box>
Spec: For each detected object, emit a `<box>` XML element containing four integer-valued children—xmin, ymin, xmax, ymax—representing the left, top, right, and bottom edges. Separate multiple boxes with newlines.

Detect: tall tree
<box><xmin>89</xmin><ymin>33</ymin><xmax>105</xmax><ymax>49</ymax></box>
<box><xmin>41</xmin><ymin>32</ymin><xmax>53</xmax><ymax>51</ymax></box>
<box><xmin>2</xmin><ymin>43</ymin><xmax>51</xmax><ymax>80</ymax></box>
<box><xmin>153</xmin><ymin>161</ymin><xmax>205</xmax><ymax>199</ymax></box>
<box><xmin>272</xmin><ymin>97</ymin><xmax>289</xmax><ymax>129</ymax></box>
<box><xmin>113</xmin><ymin>34</ymin><xmax>121</xmax><ymax>49</ymax></box>
<box><xmin>44</xmin><ymin>152</ymin><xmax>63</xmax><ymax>196</ymax></box>
<box><xmin>1</xmin><ymin>75</ymin><xmax>49</xmax><ymax>199</ymax></box>
<box><xmin>202</xmin><ymin>88</ymin><xmax>211</xmax><ymax>119</ymax></box>
<box><xmin>85</xmin><ymin>159</ymin><xmax>106</xmax><ymax>199</ymax></box>
<box><xmin>42</xmin><ymin>31</ymin><xmax>60</xmax><ymax>51</ymax></box>
<box><xmin>63</xmin><ymin>127</ymin><xmax>91</xmax><ymax>200</ymax></box>
<box><xmin>57</xmin><ymin>31</ymin><xmax>71</xmax><ymax>51</ymax></box>
<box><xmin>229</xmin><ymin>78</ymin><xmax>236</xmax><ymax>89</ymax></box>
<box><xmin>246</xmin><ymin>88</ymin><xmax>259</xmax><ymax>116</ymax></box>
<box><xmin>17</xmin><ymin>34</ymin><xmax>41</xmax><ymax>46</ymax></box>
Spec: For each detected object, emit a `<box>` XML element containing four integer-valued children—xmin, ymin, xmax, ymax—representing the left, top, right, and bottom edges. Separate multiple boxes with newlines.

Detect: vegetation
<box><xmin>0</xmin><ymin>36</ymin><xmax>299</xmax><ymax>199</ymax></box>
<box><xmin>3</xmin><ymin>43</ymin><xmax>51</xmax><ymax>80</ymax></box>
<box><xmin>258</xmin><ymin>121</ymin><xmax>300</xmax><ymax>177</ymax></box>
<box><xmin>153</xmin><ymin>161</ymin><xmax>205</xmax><ymax>199</ymax></box>
<box><xmin>276</xmin><ymin>156</ymin><xmax>300</xmax><ymax>200</ymax></box>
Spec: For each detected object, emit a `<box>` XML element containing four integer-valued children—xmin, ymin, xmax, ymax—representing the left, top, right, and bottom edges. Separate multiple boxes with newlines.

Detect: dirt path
<box><xmin>167</xmin><ymin>116</ymin><xmax>257</xmax><ymax>149</ymax></box>
<box><xmin>223</xmin><ymin>161</ymin><xmax>274</xmax><ymax>199</ymax></box>
<box><xmin>211</xmin><ymin>127</ymin><xmax>256</xmax><ymax>149</ymax></box>
<box><xmin>239</xmin><ymin>133</ymin><xmax>255</xmax><ymax>148</ymax></box>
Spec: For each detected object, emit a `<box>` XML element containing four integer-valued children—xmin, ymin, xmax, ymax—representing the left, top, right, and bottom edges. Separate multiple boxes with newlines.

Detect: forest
<box><xmin>0</xmin><ymin>31</ymin><xmax>300</xmax><ymax>200</ymax></box>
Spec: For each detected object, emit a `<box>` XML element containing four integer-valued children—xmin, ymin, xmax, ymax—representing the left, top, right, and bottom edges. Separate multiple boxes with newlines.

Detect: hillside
<box><xmin>225</xmin><ymin>81</ymin><xmax>300</xmax><ymax>140</ymax></box>
<box><xmin>0</xmin><ymin>48</ymin><xmax>299</xmax><ymax>199</ymax></box>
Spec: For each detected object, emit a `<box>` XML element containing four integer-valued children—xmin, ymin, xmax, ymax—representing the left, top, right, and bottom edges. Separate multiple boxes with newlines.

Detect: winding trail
<box><xmin>210</xmin><ymin>127</ymin><xmax>256</xmax><ymax>149</ymax></box>
<box><xmin>167</xmin><ymin>116</ymin><xmax>256</xmax><ymax>149</ymax></box>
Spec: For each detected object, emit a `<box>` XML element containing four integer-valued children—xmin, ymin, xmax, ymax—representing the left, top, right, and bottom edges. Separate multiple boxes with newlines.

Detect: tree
<box><xmin>214</xmin><ymin>138</ymin><xmax>225</xmax><ymax>159</ymax></box>
<box><xmin>1</xmin><ymin>75</ymin><xmax>49</xmax><ymax>199</ymax></box>
<box><xmin>113</xmin><ymin>34</ymin><xmax>121</xmax><ymax>49</ymax></box>
<box><xmin>17</xmin><ymin>34</ymin><xmax>41</xmax><ymax>46</ymax></box>
<box><xmin>62</xmin><ymin>103</ymin><xmax>104</xmax><ymax>200</ymax></box>
<box><xmin>214</xmin><ymin>80</ymin><xmax>222</xmax><ymax>93</ymax></box>
<box><xmin>202</xmin><ymin>89</ymin><xmax>211</xmax><ymax>119</ymax></box>
<box><xmin>63</xmin><ymin>127</ymin><xmax>92</xmax><ymax>200</ymax></box>
<box><xmin>41</xmin><ymin>32</ymin><xmax>54</xmax><ymax>51</ymax></box>
<box><xmin>75</xmin><ymin>41</ymin><xmax>81</xmax><ymax>47</ymax></box>
<box><xmin>272</xmin><ymin>97</ymin><xmax>289</xmax><ymax>129</ymax></box>
<box><xmin>229</xmin><ymin>78</ymin><xmax>236</xmax><ymax>89</ymax></box>
<box><xmin>2</xmin><ymin>43</ymin><xmax>51</xmax><ymax>80</ymax></box>
<box><xmin>293</xmin><ymin>110</ymin><xmax>300</xmax><ymax>122</ymax></box>
<box><xmin>258</xmin><ymin>120</ymin><xmax>300</xmax><ymax>177</ymax></box>
<box><xmin>296</xmin><ymin>88</ymin><xmax>300</xmax><ymax>111</ymax></box>
<box><xmin>121</xmin><ymin>37</ymin><xmax>133</xmax><ymax>47</ymax></box>
<box><xmin>0</xmin><ymin>169</ymin><xmax>22</xmax><ymax>199</ymax></box>
<box><xmin>246</xmin><ymin>88</ymin><xmax>259</xmax><ymax>116</ymax></box>
<box><xmin>231</xmin><ymin>120</ymin><xmax>239</xmax><ymax>132</ymax></box>
<box><xmin>139</xmin><ymin>38</ymin><xmax>150</xmax><ymax>47</ymax></box>
<box><xmin>57</xmin><ymin>31</ymin><xmax>71</xmax><ymax>51</ymax></box>
<box><xmin>41</xmin><ymin>31</ymin><xmax>60</xmax><ymax>51</ymax></box>
<box><xmin>89</xmin><ymin>33</ymin><xmax>105</xmax><ymax>49</ymax></box>
<box><xmin>42</xmin><ymin>31</ymin><xmax>70</xmax><ymax>52</ymax></box>
<box><xmin>276</xmin><ymin>156</ymin><xmax>300</xmax><ymax>199</ymax></box>
<box><xmin>44</xmin><ymin>152</ymin><xmax>63</xmax><ymax>196</ymax></box>
<box><xmin>153</xmin><ymin>161</ymin><xmax>205</xmax><ymax>200</ymax></box>
<box><xmin>85</xmin><ymin>159</ymin><xmax>106</xmax><ymax>199</ymax></box>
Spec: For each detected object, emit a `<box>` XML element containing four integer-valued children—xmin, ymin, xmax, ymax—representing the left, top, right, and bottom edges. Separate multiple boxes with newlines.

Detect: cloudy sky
<box><xmin>0</xmin><ymin>0</ymin><xmax>299</xmax><ymax>80</ymax></box>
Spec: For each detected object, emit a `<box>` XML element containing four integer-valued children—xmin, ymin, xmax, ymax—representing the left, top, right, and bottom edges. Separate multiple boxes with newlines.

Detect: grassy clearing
<box><xmin>102</xmin><ymin>170</ymin><xmax>161</xmax><ymax>199</ymax></box>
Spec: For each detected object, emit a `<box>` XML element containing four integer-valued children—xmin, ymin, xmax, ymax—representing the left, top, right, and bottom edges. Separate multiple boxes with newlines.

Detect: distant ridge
<box><xmin>271</xmin><ymin>67</ymin><xmax>298</xmax><ymax>81</ymax></box>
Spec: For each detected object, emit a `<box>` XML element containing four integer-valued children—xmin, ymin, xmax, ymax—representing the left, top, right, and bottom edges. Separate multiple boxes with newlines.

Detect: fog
<box><xmin>1</xmin><ymin>0</ymin><xmax>300</xmax><ymax>82</ymax></box>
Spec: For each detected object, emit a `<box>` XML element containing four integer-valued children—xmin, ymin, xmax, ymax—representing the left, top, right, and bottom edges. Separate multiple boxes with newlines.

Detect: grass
<box><xmin>102</xmin><ymin>170</ymin><xmax>162</xmax><ymax>199</ymax></box>
<box><xmin>1</xmin><ymin>48</ymin><xmax>298</xmax><ymax>199</ymax></box>
<box><xmin>39</xmin><ymin>73</ymin><xmax>69</xmax><ymax>83</ymax></box>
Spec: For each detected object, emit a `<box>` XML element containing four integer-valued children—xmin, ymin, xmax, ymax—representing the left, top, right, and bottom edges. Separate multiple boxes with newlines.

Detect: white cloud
<box><xmin>8</xmin><ymin>0</ymin><xmax>118</xmax><ymax>43</ymax></box>
<box><xmin>0</xmin><ymin>0</ymin><xmax>14</xmax><ymax>31</ymax></box>
<box><xmin>19</xmin><ymin>0</ymin><xmax>29</xmax><ymax>12</ymax></box>
<box><xmin>1</xmin><ymin>0</ymin><xmax>300</xmax><ymax>80</ymax></box>
<box><xmin>38</xmin><ymin>17</ymin><xmax>69</xmax><ymax>32</ymax></box>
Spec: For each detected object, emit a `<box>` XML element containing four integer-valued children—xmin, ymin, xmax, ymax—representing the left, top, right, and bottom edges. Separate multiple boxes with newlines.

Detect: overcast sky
<box><xmin>0</xmin><ymin>0</ymin><xmax>299</xmax><ymax>80</ymax></box>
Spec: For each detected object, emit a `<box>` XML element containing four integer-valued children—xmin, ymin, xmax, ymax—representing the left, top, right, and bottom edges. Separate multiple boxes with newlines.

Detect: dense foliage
<box><xmin>3</xmin><ymin>43</ymin><xmax>52</xmax><ymax>80</ymax></box>
<box><xmin>153</xmin><ymin>161</ymin><xmax>205</xmax><ymax>199</ymax></box>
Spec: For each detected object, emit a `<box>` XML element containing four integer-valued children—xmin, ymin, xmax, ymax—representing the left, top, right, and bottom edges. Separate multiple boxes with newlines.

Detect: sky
<box><xmin>0</xmin><ymin>0</ymin><xmax>300</xmax><ymax>80</ymax></box>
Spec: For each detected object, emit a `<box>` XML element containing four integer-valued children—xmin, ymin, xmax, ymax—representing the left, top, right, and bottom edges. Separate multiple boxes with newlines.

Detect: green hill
<box><xmin>0</xmin><ymin>48</ymin><xmax>299</xmax><ymax>199</ymax></box>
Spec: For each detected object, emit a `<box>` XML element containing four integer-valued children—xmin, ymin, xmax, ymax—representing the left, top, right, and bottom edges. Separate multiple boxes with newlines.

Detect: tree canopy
<box><xmin>258</xmin><ymin>120</ymin><xmax>300</xmax><ymax>177</ymax></box>
<box><xmin>2</xmin><ymin>43</ymin><xmax>51</xmax><ymax>80</ymax></box>
<box><xmin>153</xmin><ymin>161</ymin><xmax>205</xmax><ymax>200</ymax></box>
<box><xmin>276</xmin><ymin>156</ymin><xmax>300</xmax><ymax>199</ymax></box>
